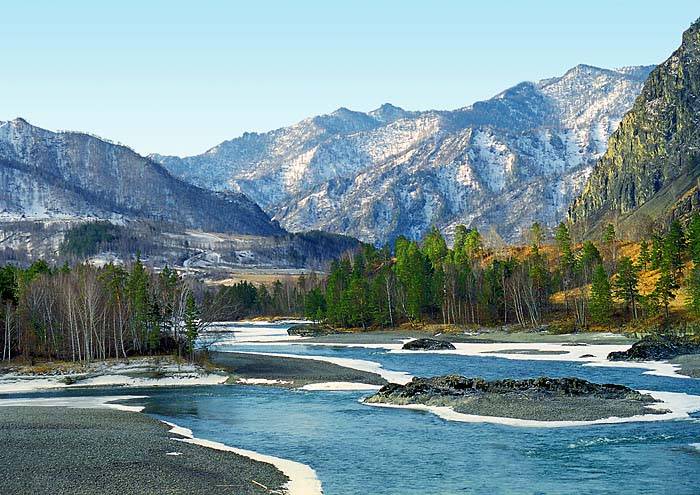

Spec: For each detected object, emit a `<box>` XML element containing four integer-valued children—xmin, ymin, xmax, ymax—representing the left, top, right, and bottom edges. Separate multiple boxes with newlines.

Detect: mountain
<box><xmin>0</xmin><ymin>118</ymin><xmax>282</xmax><ymax>236</ymax></box>
<box><xmin>153</xmin><ymin>64</ymin><xmax>653</xmax><ymax>244</ymax></box>
<box><xmin>568</xmin><ymin>19</ymin><xmax>700</xmax><ymax>238</ymax></box>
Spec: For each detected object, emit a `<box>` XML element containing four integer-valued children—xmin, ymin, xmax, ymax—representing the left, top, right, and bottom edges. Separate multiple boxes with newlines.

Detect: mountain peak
<box><xmin>368</xmin><ymin>103</ymin><xmax>411</xmax><ymax>123</ymax></box>
<box><xmin>9</xmin><ymin>117</ymin><xmax>31</xmax><ymax>127</ymax></box>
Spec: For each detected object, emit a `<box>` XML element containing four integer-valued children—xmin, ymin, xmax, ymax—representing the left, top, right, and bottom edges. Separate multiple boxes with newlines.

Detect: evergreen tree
<box><xmin>589</xmin><ymin>264</ymin><xmax>613</xmax><ymax>324</ymax></box>
<box><xmin>651</xmin><ymin>257</ymin><xmax>680</xmax><ymax>319</ymax></box>
<box><xmin>602</xmin><ymin>223</ymin><xmax>617</xmax><ymax>263</ymax></box>
<box><xmin>687</xmin><ymin>265</ymin><xmax>700</xmax><ymax>317</ymax></box>
<box><xmin>688</xmin><ymin>213</ymin><xmax>700</xmax><ymax>265</ymax></box>
<box><xmin>637</xmin><ymin>240</ymin><xmax>650</xmax><ymax>270</ymax></box>
<box><xmin>394</xmin><ymin>238</ymin><xmax>431</xmax><ymax>321</ymax></box>
<box><xmin>126</xmin><ymin>255</ymin><xmax>151</xmax><ymax>352</ymax></box>
<box><xmin>602</xmin><ymin>223</ymin><xmax>616</xmax><ymax>244</ymax></box>
<box><xmin>304</xmin><ymin>288</ymin><xmax>326</xmax><ymax>322</ymax></box>
<box><xmin>650</xmin><ymin>234</ymin><xmax>664</xmax><ymax>270</ymax></box>
<box><xmin>686</xmin><ymin>214</ymin><xmax>700</xmax><ymax>317</ymax></box>
<box><xmin>613</xmin><ymin>257</ymin><xmax>640</xmax><ymax>319</ymax></box>
<box><xmin>554</xmin><ymin>223</ymin><xmax>574</xmax><ymax>267</ymax></box>
<box><xmin>664</xmin><ymin>220</ymin><xmax>686</xmax><ymax>278</ymax></box>
<box><xmin>578</xmin><ymin>241</ymin><xmax>602</xmax><ymax>268</ymax></box>
<box><xmin>528</xmin><ymin>244</ymin><xmax>551</xmax><ymax>314</ymax></box>
<box><xmin>183</xmin><ymin>292</ymin><xmax>199</xmax><ymax>360</ymax></box>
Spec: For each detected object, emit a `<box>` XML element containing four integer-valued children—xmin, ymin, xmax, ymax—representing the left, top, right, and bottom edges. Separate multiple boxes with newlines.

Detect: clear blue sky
<box><xmin>2</xmin><ymin>1</ymin><xmax>698</xmax><ymax>156</ymax></box>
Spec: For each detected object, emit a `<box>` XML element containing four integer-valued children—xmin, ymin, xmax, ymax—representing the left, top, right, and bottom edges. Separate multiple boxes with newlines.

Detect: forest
<box><xmin>2</xmin><ymin>216</ymin><xmax>700</xmax><ymax>363</ymax></box>
<box><xmin>308</xmin><ymin>216</ymin><xmax>700</xmax><ymax>331</ymax></box>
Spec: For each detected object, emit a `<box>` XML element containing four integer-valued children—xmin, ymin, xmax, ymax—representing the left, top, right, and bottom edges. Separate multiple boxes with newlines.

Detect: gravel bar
<box><xmin>0</xmin><ymin>406</ymin><xmax>287</xmax><ymax>495</ymax></box>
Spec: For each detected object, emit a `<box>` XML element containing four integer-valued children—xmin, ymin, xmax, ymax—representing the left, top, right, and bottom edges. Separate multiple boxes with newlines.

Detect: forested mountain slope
<box><xmin>0</xmin><ymin>118</ymin><xmax>282</xmax><ymax>236</ymax></box>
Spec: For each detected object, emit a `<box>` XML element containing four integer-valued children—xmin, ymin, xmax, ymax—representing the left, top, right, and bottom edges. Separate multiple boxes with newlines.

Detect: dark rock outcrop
<box><xmin>608</xmin><ymin>334</ymin><xmax>700</xmax><ymax>361</ymax></box>
<box><xmin>402</xmin><ymin>338</ymin><xmax>456</xmax><ymax>351</ymax></box>
<box><xmin>287</xmin><ymin>324</ymin><xmax>337</xmax><ymax>337</ymax></box>
<box><xmin>371</xmin><ymin>375</ymin><xmax>650</xmax><ymax>402</ymax></box>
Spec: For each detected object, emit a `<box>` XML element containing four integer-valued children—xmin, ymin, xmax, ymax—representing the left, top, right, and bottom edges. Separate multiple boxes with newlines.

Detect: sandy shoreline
<box><xmin>164</xmin><ymin>421</ymin><xmax>323</xmax><ymax>495</ymax></box>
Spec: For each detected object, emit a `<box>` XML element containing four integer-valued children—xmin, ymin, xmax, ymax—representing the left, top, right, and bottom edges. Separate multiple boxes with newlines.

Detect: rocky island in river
<box><xmin>365</xmin><ymin>376</ymin><xmax>665</xmax><ymax>422</ymax></box>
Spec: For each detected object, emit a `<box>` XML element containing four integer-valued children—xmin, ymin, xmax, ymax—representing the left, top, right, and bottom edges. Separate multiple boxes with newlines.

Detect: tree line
<box><xmin>3</xmin><ymin>215</ymin><xmax>700</xmax><ymax>363</ymax></box>
<box><xmin>304</xmin><ymin>216</ymin><xmax>700</xmax><ymax>330</ymax></box>
<box><xmin>0</xmin><ymin>256</ymin><xmax>322</xmax><ymax>363</ymax></box>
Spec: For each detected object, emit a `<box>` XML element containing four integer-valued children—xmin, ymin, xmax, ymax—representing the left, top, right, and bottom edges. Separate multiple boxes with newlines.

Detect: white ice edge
<box><xmin>266</xmin><ymin>339</ymin><xmax>694</xmax><ymax>380</ymax></box>
<box><xmin>0</xmin><ymin>395</ymin><xmax>147</xmax><ymax>412</ymax></box>
<box><xmin>300</xmin><ymin>382</ymin><xmax>382</xmax><ymax>391</ymax></box>
<box><xmin>0</xmin><ymin>372</ymin><xmax>228</xmax><ymax>394</ymax></box>
<box><xmin>163</xmin><ymin>421</ymin><xmax>323</xmax><ymax>495</ymax></box>
<box><xmin>363</xmin><ymin>390</ymin><xmax>700</xmax><ymax>428</ymax></box>
<box><xmin>236</xmin><ymin>378</ymin><xmax>294</xmax><ymax>385</ymax></box>
<box><xmin>230</xmin><ymin>350</ymin><xmax>413</xmax><ymax>385</ymax></box>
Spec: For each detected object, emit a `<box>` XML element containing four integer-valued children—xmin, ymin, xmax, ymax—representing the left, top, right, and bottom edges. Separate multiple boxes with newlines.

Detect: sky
<box><xmin>1</xmin><ymin>1</ymin><xmax>698</xmax><ymax>156</ymax></box>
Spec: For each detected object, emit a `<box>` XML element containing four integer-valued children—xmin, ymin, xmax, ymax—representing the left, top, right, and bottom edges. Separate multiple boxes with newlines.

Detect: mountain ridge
<box><xmin>153</xmin><ymin>64</ymin><xmax>654</xmax><ymax>244</ymax></box>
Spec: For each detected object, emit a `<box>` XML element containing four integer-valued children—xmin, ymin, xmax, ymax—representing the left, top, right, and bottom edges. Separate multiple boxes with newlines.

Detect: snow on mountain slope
<box><xmin>0</xmin><ymin>118</ymin><xmax>283</xmax><ymax>235</ymax></box>
<box><xmin>153</xmin><ymin>64</ymin><xmax>654</xmax><ymax>243</ymax></box>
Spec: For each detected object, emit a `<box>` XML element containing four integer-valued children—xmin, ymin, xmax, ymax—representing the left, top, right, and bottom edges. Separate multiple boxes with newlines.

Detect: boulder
<box><xmin>287</xmin><ymin>324</ymin><xmax>336</xmax><ymax>337</ymax></box>
<box><xmin>607</xmin><ymin>334</ymin><xmax>700</xmax><ymax>361</ymax></box>
<box><xmin>402</xmin><ymin>338</ymin><xmax>456</xmax><ymax>351</ymax></box>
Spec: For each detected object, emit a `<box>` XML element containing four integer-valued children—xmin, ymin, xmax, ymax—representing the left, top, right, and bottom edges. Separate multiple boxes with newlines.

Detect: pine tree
<box><xmin>613</xmin><ymin>257</ymin><xmax>640</xmax><ymax>319</ymax></box>
<box><xmin>688</xmin><ymin>213</ymin><xmax>700</xmax><ymax>265</ymax></box>
<box><xmin>602</xmin><ymin>223</ymin><xmax>617</xmax><ymax>263</ymax></box>
<box><xmin>304</xmin><ymin>288</ymin><xmax>326</xmax><ymax>322</ymax></box>
<box><xmin>650</xmin><ymin>234</ymin><xmax>664</xmax><ymax>270</ymax></box>
<box><xmin>637</xmin><ymin>240</ymin><xmax>650</xmax><ymax>270</ymax></box>
<box><xmin>602</xmin><ymin>223</ymin><xmax>616</xmax><ymax>244</ymax></box>
<box><xmin>127</xmin><ymin>255</ymin><xmax>150</xmax><ymax>353</ymax></box>
<box><xmin>664</xmin><ymin>220</ymin><xmax>686</xmax><ymax>278</ymax></box>
<box><xmin>686</xmin><ymin>214</ymin><xmax>700</xmax><ymax>317</ymax></box>
<box><xmin>589</xmin><ymin>264</ymin><xmax>613</xmax><ymax>324</ymax></box>
<box><xmin>651</xmin><ymin>256</ymin><xmax>680</xmax><ymax>320</ymax></box>
<box><xmin>183</xmin><ymin>292</ymin><xmax>199</xmax><ymax>360</ymax></box>
<box><xmin>687</xmin><ymin>265</ymin><xmax>700</xmax><ymax>317</ymax></box>
<box><xmin>554</xmin><ymin>222</ymin><xmax>574</xmax><ymax>267</ymax></box>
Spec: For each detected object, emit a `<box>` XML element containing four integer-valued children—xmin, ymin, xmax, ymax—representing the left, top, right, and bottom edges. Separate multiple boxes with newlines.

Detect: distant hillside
<box><xmin>0</xmin><ymin>118</ymin><xmax>283</xmax><ymax>236</ymax></box>
<box><xmin>569</xmin><ymin>19</ymin><xmax>700</xmax><ymax>238</ymax></box>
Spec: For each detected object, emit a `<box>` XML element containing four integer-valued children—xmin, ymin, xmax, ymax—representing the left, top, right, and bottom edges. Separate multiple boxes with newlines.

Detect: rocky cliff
<box><xmin>569</xmin><ymin>19</ymin><xmax>700</xmax><ymax>238</ymax></box>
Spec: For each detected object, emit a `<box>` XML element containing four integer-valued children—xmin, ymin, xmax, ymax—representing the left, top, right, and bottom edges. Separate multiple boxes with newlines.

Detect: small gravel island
<box><xmin>364</xmin><ymin>376</ymin><xmax>665</xmax><ymax>422</ymax></box>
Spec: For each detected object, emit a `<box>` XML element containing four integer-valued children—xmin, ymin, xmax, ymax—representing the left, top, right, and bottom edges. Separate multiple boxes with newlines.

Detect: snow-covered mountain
<box><xmin>0</xmin><ymin>118</ymin><xmax>282</xmax><ymax>235</ymax></box>
<box><xmin>154</xmin><ymin>65</ymin><xmax>653</xmax><ymax>244</ymax></box>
